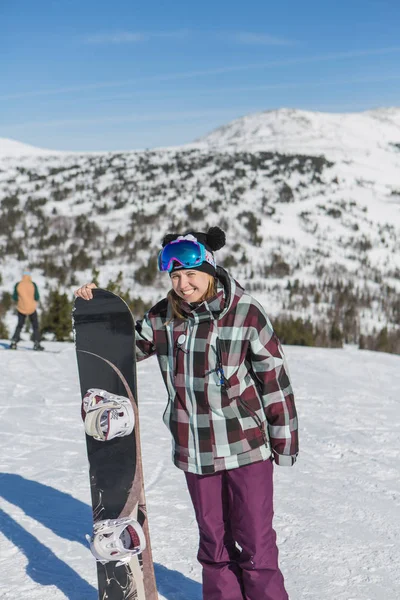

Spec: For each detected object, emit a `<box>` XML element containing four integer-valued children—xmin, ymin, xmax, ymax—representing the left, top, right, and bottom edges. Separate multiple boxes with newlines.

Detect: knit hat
<box><xmin>161</xmin><ymin>226</ymin><xmax>226</xmax><ymax>276</ymax></box>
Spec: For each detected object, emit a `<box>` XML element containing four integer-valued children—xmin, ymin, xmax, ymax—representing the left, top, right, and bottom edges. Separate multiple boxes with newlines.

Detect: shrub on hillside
<box><xmin>0</xmin><ymin>208</ymin><xmax>23</xmax><ymax>234</ymax></box>
<box><xmin>359</xmin><ymin>327</ymin><xmax>400</xmax><ymax>355</ymax></box>
<box><xmin>0</xmin><ymin>316</ymin><xmax>8</xmax><ymax>339</ymax></box>
<box><xmin>53</xmin><ymin>187</ymin><xmax>72</xmax><ymax>202</ymax></box>
<box><xmin>0</xmin><ymin>291</ymin><xmax>12</xmax><ymax>313</ymax></box>
<box><xmin>1</xmin><ymin>195</ymin><xmax>19</xmax><ymax>209</ymax></box>
<box><xmin>126</xmin><ymin>296</ymin><xmax>152</xmax><ymax>319</ymax></box>
<box><xmin>105</xmin><ymin>271</ymin><xmax>124</xmax><ymax>296</ymax></box>
<box><xmin>74</xmin><ymin>215</ymin><xmax>102</xmax><ymax>240</ymax></box>
<box><xmin>185</xmin><ymin>204</ymin><xmax>205</xmax><ymax>221</ymax></box>
<box><xmin>71</xmin><ymin>249</ymin><xmax>92</xmax><ymax>271</ymax></box>
<box><xmin>273</xmin><ymin>316</ymin><xmax>316</xmax><ymax>346</ymax></box>
<box><xmin>264</xmin><ymin>254</ymin><xmax>291</xmax><ymax>278</ymax></box>
<box><xmin>277</xmin><ymin>183</ymin><xmax>294</xmax><ymax>203</ymax></box>
<box><xmin>221</xmin><ymin>255</ymin><xmax>238</xmax><ymax>269</ymax></box>
<box><xmin>25</xmin><ymin>197</ymin><xmax>47</xmax><ymax>211</ymax></box>
<box><xmin>36</xmin><ymin>258</ymin><xmax>68</xmax><ymax>283</ymax></box>
<box><xmin>273</xmin><ymin>315</ymin><xmax>344</xmax><ymax>348</ymax></box>
<box><xmin>238</xmin><ymin>211</ymin><xmax>262</xmax><ymax>246</ymax></box>
<box><xmin>329</xmin><ymin>321</ymin><xmax>343</xmax><ymax>347</ymax></box>
<box><xmin>0</xmin><ymin>289</ymin><xmax>11</xmax><ymax>339</ymax></box>
<box><xmin>134</xmin><ymin>256</ymin><xmax>158</xmax><ymax>286</ymax></box>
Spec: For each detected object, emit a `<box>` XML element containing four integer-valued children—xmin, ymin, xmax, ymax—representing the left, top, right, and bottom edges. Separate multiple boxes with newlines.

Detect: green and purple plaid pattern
<box><xmin>136</xmin><ymin>268</ymin><xmax>298</xmax><ymax>475</ymax></box>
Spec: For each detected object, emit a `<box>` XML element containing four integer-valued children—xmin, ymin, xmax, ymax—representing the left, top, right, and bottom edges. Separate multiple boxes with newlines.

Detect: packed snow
<box><xmin>0</xmin><ymin>337</ymin><xmax>399</xmax><ymax>599</ymax></box>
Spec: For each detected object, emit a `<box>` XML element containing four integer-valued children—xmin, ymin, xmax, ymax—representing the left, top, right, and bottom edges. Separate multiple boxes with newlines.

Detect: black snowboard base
<box><xmin>73</xmin><ymin>289</ymin><xmax>158</xmax><ymax>600</ymax></box>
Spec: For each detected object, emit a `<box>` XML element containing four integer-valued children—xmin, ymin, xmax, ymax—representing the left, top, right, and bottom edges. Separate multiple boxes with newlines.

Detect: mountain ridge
<box><xmin>0</xmin><ymin>108</ymin><xmax>399</xmax><ymax>348</ymax></box>
<box><xmin>197</xmin><ymin>107</ymin><xmax>400</xmax><ymax>170</ymax></box>
<box><xmin>0</xmin><ymin>137</ymin><xmax>58</xmax><ymax>157</ymax></box>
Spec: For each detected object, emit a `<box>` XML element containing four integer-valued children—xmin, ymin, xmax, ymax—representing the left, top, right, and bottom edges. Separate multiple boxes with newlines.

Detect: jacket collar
<box><xmin>179</xmin><ymin>267</ymin><xmax>244</xmax><ymax>322</ymax></box>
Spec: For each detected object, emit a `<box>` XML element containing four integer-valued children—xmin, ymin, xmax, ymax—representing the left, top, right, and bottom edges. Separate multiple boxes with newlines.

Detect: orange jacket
<box><xmin>13</xmin><ymin>275</ymin><xmax>40</xmax><ymax>315</ymax></box>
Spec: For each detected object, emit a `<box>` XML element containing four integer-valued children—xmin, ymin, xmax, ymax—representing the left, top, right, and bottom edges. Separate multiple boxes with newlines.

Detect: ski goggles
<box><xmin>158</xmin><ymin>238</ymin><xmax>213</xmax><ymax>272</ymax></box>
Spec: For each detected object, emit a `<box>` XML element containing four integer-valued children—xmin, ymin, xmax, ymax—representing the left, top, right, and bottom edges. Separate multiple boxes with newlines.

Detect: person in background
<box><xmin>75</xmin><ymin>226</ymin><xmax>298</xmax><ymax>600</ymax></box>
<box><xmin>10</xmin><ymin>270</ymin><xmax>44</xmax><ymax>351</ymax></box>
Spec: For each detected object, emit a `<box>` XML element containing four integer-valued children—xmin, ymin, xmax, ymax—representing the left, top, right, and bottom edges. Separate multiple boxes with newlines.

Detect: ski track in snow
<box><xmin>0</xmin><ymin>341</ymin><xmax>399</xmax><ymax>599</ymax></box>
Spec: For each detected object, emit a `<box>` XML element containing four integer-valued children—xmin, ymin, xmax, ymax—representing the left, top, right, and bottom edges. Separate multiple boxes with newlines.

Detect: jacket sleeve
<box><xmin>248</xmin><ymin>302</ymin><xmax>299</xmax><ymax>466</ymax></box>
<box><xmin>135</xmin><ymin>313</ymin><xmax>156</xmax><ymax>362</ymax></box>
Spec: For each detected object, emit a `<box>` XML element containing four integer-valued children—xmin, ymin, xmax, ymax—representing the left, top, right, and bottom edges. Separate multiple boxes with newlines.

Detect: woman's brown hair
<box><xmin>167</xmin><ymin>275</ymin><xmax>217</xmax><ymax>321</ymax></box>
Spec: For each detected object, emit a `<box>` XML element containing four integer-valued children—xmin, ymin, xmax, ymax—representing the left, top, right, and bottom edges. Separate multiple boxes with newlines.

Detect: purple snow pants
<box><xmin>185</xmin><ymin>459</ymin><xmax>289</xmax><ymax>600</ymax></box>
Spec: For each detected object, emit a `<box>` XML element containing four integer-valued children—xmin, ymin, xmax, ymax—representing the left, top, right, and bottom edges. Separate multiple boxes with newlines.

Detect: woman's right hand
<box><xmin>74</xmin><ymin>282</ymin><xmax>97</xmax><ymax>300</ymax></box>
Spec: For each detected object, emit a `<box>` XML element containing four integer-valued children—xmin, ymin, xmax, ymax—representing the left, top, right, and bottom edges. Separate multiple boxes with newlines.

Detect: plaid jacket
<box><xmin>136</xmin><ymin>267</ymin><xmax>298</xmax><ymax>475</ymax></box>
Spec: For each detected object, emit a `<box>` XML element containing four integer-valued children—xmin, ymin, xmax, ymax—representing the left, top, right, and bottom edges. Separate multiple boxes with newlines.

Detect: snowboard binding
<box><xmin>82</xmin><ymin>388</ymin><xmax>135</xmax><ymax>441</ymax></box>
<box><xmin>86</xmin><ymin>517</ymin><xmax>146</xmax><ymax>566</ymax></box>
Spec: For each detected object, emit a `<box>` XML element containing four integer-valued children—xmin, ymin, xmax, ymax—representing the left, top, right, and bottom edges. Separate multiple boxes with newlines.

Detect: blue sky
<box><xmin>1</xmin><ymin>0</ymin><xmax>400</xmax><ymax>151</ymax></box>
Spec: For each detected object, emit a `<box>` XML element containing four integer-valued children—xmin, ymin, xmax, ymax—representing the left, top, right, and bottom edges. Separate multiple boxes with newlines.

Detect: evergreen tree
<box><xmin>0</xmin><ymin>292</ymin><xmax>10</xmax><ymax>339</ymax></box>
<box><xmin>91</xmin><ymin>268</ymin><xmax>100</xmax><ymax>286</ymax></box>
<box><xmin>0</xmin><ymin>316</ymin><xmax>9</xmax><ymax>339</ymax></box>
<box><xmin>375</xmin><ymin>327</ymin><xmax>389</xmax><ymax>352</ymax></box>
<box><xmin>106</xmin><ymin>271</ymin><xmax>124</xmax><ymax>295</ymax></box>
<box><xmin>134</xmin><ymin>256</ymin><xmax>158</xmax><ymax>286</ymax></box>
<box><xmin>274</xmin><ymin>316</ymin><xmax>316</xmax><ymax>346</ymax></box>
<box><xmin>329</xmin><ymin>321</ymin><xmax>343</xmax><ymax>348</ymax></box>
<box><xmin>41</xmin><ymin>289</ymin><xmax>73</xmax><ymax>341</ymax></box>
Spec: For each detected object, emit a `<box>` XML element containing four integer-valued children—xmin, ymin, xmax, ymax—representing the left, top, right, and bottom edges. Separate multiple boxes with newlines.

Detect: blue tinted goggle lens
<box><xmin>158</xmin><ymin>240</ymin><xmax>206</xmax><ymax>272</ymax></box>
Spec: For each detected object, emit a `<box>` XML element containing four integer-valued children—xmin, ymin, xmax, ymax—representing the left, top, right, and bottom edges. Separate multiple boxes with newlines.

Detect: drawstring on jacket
<box><xmin>204</xmin><ymin>337</ymin><xmax>230</xmax><ymax>389</ymax></box>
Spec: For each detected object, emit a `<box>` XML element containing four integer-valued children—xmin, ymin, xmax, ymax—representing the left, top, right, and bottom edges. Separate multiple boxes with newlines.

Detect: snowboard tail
<box><xmin>73</xmin><ymin>290</ymin><xmax>158</xmax><ymax>600</ymax></box>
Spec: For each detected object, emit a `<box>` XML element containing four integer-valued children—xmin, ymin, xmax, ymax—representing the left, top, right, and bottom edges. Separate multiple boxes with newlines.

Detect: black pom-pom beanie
<box><xmin>161</xmin><ymin>226</ymin><xmax>226</xmax><ymax>276</ymax></box>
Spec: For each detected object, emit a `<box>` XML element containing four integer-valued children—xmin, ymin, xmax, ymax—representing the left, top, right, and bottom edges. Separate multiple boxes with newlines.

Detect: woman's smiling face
<box><xmin>170</xmin><ymin>270</ymin><xmax>212</xmax><ymax>303</ymax></box>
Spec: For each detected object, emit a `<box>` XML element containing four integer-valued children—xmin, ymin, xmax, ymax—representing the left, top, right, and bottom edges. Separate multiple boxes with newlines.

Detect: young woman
<box><xmin>75</xmin><ymin>226</ymin><xmax>299</xmax><ymax>600</ymax></box>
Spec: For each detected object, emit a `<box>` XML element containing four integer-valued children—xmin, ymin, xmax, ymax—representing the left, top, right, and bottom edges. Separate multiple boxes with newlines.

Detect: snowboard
<box><xmin>73</xmin><ymin>289</ymin><xmax>158</xmax><ymax>600</ymax></box>
<box><xmin>2</xmin><ymin>342</ymin><xmax>58</xmax><ymax>353</ymax></box>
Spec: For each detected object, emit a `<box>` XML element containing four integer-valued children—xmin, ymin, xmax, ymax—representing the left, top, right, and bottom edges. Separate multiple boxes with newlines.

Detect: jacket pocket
<box><xmin>237</xmin><ymin>397</ymin><xmax>269</xmax><ymax>447</ymax></box>
<box><xmin>227</xmin><ymin>394</ymin><xmax>269</xmax><ymax>449</ymax></box>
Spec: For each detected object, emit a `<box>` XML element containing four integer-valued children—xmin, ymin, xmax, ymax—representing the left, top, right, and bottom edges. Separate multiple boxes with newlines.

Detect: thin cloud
<box><xmin>225</xmin><ymin>32</ymin><xmax>294</xmax><ymax>46</ymax></box>
<box><xmin>69</xmin><ymin>73</ymin><xmax>400</xmax><ymax>104</ymax></box>
<box><xmin>83</xmin><ymin>29</ymin><xmax>292</xmax><ymax>46</ymax></box>
<box><xmin>85</xmin><ymin>32</ymin><xmax>146</xmax><ymax>44</ymax></box>
<box><xmin>1</xmin><ymin>108</ymin><xmax>254</xmax><ymax>130</ymax></box>
<box><xmin>83</xmin><ymin>30</ymin><xmax>190</xmax><ymax>44</ymax></box>
<box><xmin>1</xmin><ymin>46</ymin><xmax>400</xmax><ymax>101</ymax></box>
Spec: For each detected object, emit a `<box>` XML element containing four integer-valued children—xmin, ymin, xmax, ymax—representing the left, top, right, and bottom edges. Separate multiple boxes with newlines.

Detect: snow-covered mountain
<box><xmin>0</xmin><ymin>108</ymin><xmax>399</xmax><ymax>346</ymax></box>
<box><xmin>198</xmin><ymin>106</ymin><xmax>400</xmax><ymax>166</ymax></box>
<box><xmin>0</xmin><ymin>137</ymin><xmax>57</xmax><ymax>157</ymax></box>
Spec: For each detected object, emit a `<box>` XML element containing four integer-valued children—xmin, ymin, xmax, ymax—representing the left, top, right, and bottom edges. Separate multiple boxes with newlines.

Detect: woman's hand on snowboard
<box><xmin>74</xmin><ymin>282</ymin><xmax>97</xmax><ymax>300</ymax></box>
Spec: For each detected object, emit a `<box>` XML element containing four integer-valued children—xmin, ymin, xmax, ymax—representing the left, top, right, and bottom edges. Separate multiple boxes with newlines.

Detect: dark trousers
<box><xmin>185</xmin><ymin>459</ymin><xmax>288</xmax><ymax>600</ymax></box>
<box><xmin>12</xmin><ymin>311</ymin><xmax>40</xmax><ymax>342</ymax></box>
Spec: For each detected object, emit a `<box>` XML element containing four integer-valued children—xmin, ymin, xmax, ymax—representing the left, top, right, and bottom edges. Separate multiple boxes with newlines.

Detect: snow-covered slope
<box><xmin>0</xmin><ymin>341</ymin><xmax>399</xmax><ymax>599</ymax></box>
<box><xmin>198</xmin><ymin>107</ymin><xmax>400</xmax><ymax>163</ymax></box>
<box><xmin>198</xmin><ymin>107</ymin><xmax>400</xmax><ymax>200</ymax></box>
<box><xmin>0</xmin><ymin>137</ymin><xmax>58</xmax><ymax>157</ymax></box>
<box><xmin>0</xmin><ymin>108</ymin><xmax>399</xmax><ymax>343</ymax></box>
